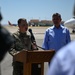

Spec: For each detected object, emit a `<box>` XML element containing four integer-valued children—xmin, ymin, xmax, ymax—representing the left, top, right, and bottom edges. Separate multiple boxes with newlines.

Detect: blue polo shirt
<box><xmin>42</xmin><ymin>25</ymin><xmax>71</xmax><ymax>51</ymax></box>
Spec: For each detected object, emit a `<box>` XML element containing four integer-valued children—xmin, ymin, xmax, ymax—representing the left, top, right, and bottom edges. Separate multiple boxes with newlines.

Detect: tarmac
<box><xmin>0</xmin><ymin>26</ymin><xmax>75</xmax><ymax>75</ymax></box>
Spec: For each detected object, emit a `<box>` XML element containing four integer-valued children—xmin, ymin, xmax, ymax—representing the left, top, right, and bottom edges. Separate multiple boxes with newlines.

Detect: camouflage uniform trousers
<box><xmin>13</xmin><ymin>61</ymin><xmax>23</xmax><ymax>75</ymax></box>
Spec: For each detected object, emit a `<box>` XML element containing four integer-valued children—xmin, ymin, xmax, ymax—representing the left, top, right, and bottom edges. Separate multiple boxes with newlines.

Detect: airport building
<box><xmin>28</xmin><ymin>19</ymin><xmax>64</xmax><ymax>26</ymax></box>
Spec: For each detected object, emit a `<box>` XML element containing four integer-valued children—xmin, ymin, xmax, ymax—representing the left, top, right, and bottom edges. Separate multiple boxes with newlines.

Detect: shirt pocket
<box><xmin>48</xmin><ymin>34</ymin><xmax>55</xmax><ymax>44</ymax></box>
<box><xmin>61</xmin><ymin>33</ymin><xmax>66</xmax><ymax>44</ymax></box>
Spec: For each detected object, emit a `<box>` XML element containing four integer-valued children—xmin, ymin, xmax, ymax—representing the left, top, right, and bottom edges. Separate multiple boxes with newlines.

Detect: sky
<box><xmin>0</xmin><ymin>0</ymin><xmax>75</xmax><ymax>24</ymax></box>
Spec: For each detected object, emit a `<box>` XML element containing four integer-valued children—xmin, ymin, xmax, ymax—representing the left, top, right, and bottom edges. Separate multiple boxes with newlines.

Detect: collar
<box><xmin>18</xmin><ymin>31</ymin><xmax>27</xmax><ymax>37</ymax></box>
<box><xmin>53</xmin><ymin>25</ymin><xmax>63</xmax><ymax>29</ymax></box>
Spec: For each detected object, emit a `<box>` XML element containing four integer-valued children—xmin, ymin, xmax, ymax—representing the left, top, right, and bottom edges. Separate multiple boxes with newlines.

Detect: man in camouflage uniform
<box><xmin>9</xmin><ymin>18</ymin><xmax>38</xmax><ymax>75</ymax></box>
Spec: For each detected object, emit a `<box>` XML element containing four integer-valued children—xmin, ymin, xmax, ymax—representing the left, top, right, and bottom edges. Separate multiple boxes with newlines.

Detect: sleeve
<box><xmin>66</xmin><ymin>28</ymin><xmax>71</xmax><ymax>44</ymax></box>
<box><xmin>8</xmin><ymin>34</ymin><xmax>17</xmax><ymax>56</ymax></box>
<box><xmin>42</xmin><ymin>30</ymin><xmax>49</xmax><ymax>50</ymax></box>
<box><xmin>47</xmin><ymin>55</ymin><xmax>61</xmax><ymax>75</ymax></box>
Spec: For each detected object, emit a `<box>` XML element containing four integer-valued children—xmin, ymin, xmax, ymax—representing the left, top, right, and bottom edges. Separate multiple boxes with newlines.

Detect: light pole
<box><xmin>73</xmin><ymin>2</ymin><xmax>75</xmax><ymax>17</ymax></box>
<box><xmin>0</xmin><ymin>6</ymin><xmax>2</xmax><ymax>75</ymax></box>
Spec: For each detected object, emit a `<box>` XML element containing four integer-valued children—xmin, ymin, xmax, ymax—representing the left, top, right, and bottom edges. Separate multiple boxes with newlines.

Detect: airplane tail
<box><xmin>8</xmin><ymin>21</ymin><xmax>13</xmax><ymax>26</ymax></box>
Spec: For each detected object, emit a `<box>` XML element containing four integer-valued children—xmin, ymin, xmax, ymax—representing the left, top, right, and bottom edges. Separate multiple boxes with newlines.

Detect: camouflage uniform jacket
<box><xmin>10</xmin><ymin>30</ymin><xmax>32</xmax><ymax>55</ymax></box>
<box><xmin>9</xmin><ymin>31</ymin><xmax>35</xmax><ymax>75</ymax></box>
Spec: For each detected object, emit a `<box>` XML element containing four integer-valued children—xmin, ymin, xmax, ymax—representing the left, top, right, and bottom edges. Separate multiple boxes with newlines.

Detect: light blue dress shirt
<box><xmin>42</xmin><ymin>25</ymin><xmax>71</xmax><ymax>51</ymax></box>
<box><xmin>47</xmin><ymin>40</ymin><xmax>75</xmax><ymax>75</ymax></box>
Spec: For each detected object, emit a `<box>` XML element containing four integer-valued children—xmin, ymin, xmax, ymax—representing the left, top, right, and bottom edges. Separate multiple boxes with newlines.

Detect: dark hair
<box><xmin>52</xmin><ymin>13</ymin><xmax>61</xmax><ymax>19</ymax></box>
<box><xmin>18</xmin><ymin>18</ymin><xmax>27</xmax><ymax>25</ymax></box>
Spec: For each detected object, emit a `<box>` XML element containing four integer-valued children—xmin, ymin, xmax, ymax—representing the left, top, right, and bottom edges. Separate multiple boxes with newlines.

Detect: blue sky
<box><xmin>0</xmin><ymin>0</ymin><xmax>75</xmax><ymax>24</ymax></box>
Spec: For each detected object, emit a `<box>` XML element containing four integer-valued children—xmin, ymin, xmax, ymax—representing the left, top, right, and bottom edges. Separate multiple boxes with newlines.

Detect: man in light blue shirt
<box><xmin>47</xmin><ymin>40</ymin><xmax>75</xmax><ymax>75</ymax></box>
<box><xmin>42</xmin><ymin>13</ymin><xmax>71</xmax><ymax>51</ymax></box>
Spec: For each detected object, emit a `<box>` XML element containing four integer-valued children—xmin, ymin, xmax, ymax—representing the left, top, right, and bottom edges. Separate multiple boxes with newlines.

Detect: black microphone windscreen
<box><xmin>28</xmin><ymin>28</ymin><xmax>32</xmax><ymax>33</ymax></box>
<box><xmin>28</xmin><ymin>28</ymin><xmax>35</xmax><ymax>42</ymax></box>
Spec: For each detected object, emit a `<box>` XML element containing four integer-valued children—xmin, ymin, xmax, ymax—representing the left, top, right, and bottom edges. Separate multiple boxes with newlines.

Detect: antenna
<box><xmin>0</xmin><ymin>7</ymin><xmax>3</xmax><ymax>25</ymax></box>
<box><xmin>73</xmin><ymin>2</ymin><xmax>75</xmax><ymax>18</ymax></box>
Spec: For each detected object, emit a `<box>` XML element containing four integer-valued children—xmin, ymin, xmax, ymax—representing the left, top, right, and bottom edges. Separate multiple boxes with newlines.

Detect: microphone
<box><xmin>28</xmin><ymin>28</ymin><xmax>35</xmax><ymax>43</ymax></box>
<box><xmin>28</xmin><ymin>28</ymin><xmax>45</xmax><ymax>50</ymax></box>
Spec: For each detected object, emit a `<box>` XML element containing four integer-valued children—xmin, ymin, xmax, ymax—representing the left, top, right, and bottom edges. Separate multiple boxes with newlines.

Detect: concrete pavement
<box><xmin>1</xmin><ymin>26</ymin><xmax>75</xmax><ymax>75</ymax></box>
